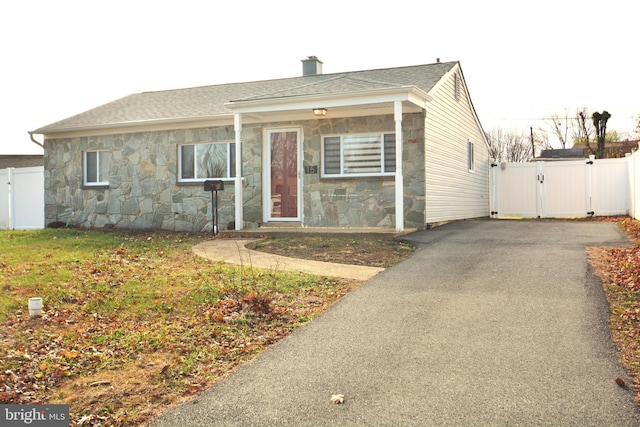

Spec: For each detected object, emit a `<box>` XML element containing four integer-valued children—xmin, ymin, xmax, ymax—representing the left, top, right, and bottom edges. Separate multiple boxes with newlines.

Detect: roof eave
<box><xmin>32</xmin><ymin>87</ymin><xmax>434</xmax><ymax>138</ymax></box>
<box><xmin>32</xmin><ymin>114</ymin><xmax>234</xmax><ymax>138</ymax></box>
<box><xmin>225</xmin><ymin>86</ymin><xmax>432</xmax><ymax>114</ymax></box>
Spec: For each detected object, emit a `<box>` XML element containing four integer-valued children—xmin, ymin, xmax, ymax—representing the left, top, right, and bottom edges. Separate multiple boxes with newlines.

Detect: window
<box><xmin>454</xmin><ymin>72</ymin><xmax>460</xmax><ymax>101</ymax></box>
<box><xmin>179</xmin><ymin>142</ymin><xmax>236</xmax><ymax>182</ymax></box>
<box><xmin>322</xmin><ymin>133</ymin><xmax>396</xmax><ymax>177</ymax></box>
<box><xmin>84</xmin><ymin>151</ymin><xmax>110</xmax><ymax>186</ymax></box>
<box><xmin>467</xmin><ymin>140</ymin><xmax>475</xmax><ymax>172</ymax></box>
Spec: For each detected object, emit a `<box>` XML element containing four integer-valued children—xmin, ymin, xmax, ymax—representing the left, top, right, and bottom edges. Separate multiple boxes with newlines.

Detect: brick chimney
<box><xmin>302</xmin><ymin>56</ymin><xmax>323</xmax><ymax>76</ymax></box>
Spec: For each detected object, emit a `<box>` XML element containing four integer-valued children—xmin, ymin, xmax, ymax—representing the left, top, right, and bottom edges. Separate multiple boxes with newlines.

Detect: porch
<box><xmin>218</xmin><ymin>225</ymin><xmax>418</xmax><ymax>240</ymax></box>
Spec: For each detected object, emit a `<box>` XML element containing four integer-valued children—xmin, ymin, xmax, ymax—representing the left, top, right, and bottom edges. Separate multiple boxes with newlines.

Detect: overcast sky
<box><xmin>2</xmin><ymin>0</ymin><xmax>638</xmax><ymax>155</ymax></box>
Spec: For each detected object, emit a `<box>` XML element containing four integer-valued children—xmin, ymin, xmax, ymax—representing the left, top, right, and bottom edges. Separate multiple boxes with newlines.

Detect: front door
<box><xmin>267</xmin><ymin>129</ymin><xmax>300</xmax><ymax>221</ymax></box>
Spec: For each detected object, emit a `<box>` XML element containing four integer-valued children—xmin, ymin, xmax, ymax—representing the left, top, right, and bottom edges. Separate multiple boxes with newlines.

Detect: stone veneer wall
<box><xmin>301</xmin><ymin>112</ymin><xmax>425</xmax><ymax>228</ymax></box>
<box><xmin>43</xmin><ymin>126</ymin><xmax>259</xmax><ymax>232</ymax></box>
<box><xmin>44</xmin><ymin>112</ymin><xmax>425</xmax><ymax>231</ymax></box>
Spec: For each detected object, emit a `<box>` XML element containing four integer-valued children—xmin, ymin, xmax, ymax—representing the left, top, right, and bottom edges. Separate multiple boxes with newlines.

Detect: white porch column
<box><xmin>394</xmin><ymin>101</ymin><xmax>404</xmax><ymax>232</ymax></box>
<box><xmin>234</xmin><ymin>113</ymin><xmax>244</xmax><ymax>230</ymax></box>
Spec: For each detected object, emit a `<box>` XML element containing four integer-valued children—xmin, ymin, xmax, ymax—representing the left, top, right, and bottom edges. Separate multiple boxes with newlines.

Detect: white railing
<box><xmin>0</xmin><ymin>167</ymin><xmax>44</xmax><ymax>230</ymax></box>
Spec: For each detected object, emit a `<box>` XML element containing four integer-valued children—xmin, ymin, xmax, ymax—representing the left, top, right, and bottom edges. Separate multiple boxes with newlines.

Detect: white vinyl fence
<box><xmin>490</xmin><ymin>157</ymin><xmax>632</xmax><ymax>219</ymax></box>
<box><xmin>630</xmin><ymin>150</ymin><xmax>640</xmax><ymax>221</ymax></box>
<box><xmin>0</xmin><ymin>167</ymin><xmax>44</xmax><ymax>230</ymax></box>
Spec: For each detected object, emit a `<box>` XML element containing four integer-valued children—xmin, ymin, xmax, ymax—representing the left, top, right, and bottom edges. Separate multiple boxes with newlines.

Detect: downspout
<box><xmin>28</xmin><ymin>132</ymin><xmax>44</xmax><ymax>149</ymax></box>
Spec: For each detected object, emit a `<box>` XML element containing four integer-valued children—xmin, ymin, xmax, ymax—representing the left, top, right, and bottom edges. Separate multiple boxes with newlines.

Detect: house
<box><xmin>538</xmin><ymin>140</ymin><xmax>639</xmax><ymax>161</ymax></box>
<box><xmin>536</xmin><ymin>148</ymin><xmax>587</xmax><ymax>161</ymax></box>
<box><xmin>31</xmin><ymin>57</ymin><xmax>490</xmax><ymax>232</ymax></box>
<box><xmin>0</xmin><ymin>155</ymin><xmax>44</xmax><ymax>169</ymax></box>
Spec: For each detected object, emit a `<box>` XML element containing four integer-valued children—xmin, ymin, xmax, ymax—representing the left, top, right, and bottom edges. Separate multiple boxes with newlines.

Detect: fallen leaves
<box><xmin>330</xmin><ymin>394</ymin><xmax>345</xmax><ymax>404</ymax></box>
<box><xmin>590</xmin><ymin>216</ymin><xmax>640</xmax><ymax>404</ymax></box>
<box><xmin>88</xmin><ymin>381</ymin><xmax>111</xmax><ymax>387</ymax></box>
<box><xmin>246</xmin><ymin>237</ymin><xmax>415</xmax><ymax>268</ymax></box>
<box><xmin>61</xmin><ymin>350</ymin><xmax>80</xmax><ymax>359</ymax></box>
<box><xmin>0</xmin><ymin>229</ymin><xmax>361</xmax><ymax>426</ymax></box>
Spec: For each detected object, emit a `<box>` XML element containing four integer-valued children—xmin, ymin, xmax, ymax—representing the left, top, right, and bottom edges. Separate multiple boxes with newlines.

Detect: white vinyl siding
<box><xmin>322</xmin><ymin>133</ymin><xmax>395</xmax><ymax>177</ymax></box>
<box><xmin>424</xmin><ymin>65</ymin><xmax>489</xmax><ymax>223</ymax></box>
<box><xmin>454</xmin><ymin>72</ymin><xmax>460</xmax><ymax>101</ymax></box>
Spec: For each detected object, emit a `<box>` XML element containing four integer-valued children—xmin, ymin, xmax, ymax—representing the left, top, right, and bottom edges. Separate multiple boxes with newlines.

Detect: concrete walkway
<box><xmin>192</xmin><ymin>239</ymin><xmax>384</xmax><ymax>281</ymax></box>
<box><xmin>151</xmin><ymin>220</ymin><xmax>640</xmax><ymax>426</ymax></box>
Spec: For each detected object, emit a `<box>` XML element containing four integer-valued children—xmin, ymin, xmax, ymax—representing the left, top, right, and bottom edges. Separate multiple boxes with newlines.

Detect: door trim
<box><xmin>264</xmin><ymin>128</ymin><xmax>302</xmax><ymax>222</ymax></box>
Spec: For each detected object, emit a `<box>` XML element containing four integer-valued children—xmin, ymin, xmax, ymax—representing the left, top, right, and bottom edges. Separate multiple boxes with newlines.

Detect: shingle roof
<box><xmin>34</xmin><ymin>61</ymin><xmax>457</xmax><ymax>134</ymax></box>
<box><xmin>0</xmin><ymin>155</ymin><xmax>44</xmax><ymax>169</ymax></box>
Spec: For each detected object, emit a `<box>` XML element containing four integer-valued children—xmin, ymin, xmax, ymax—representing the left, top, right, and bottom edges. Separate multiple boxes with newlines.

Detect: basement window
<box><xmin>179</xmin><ymin>142</ymin><xmax>236</xmax><ymax>182</ymax></box>
<box><xmin>83</xmin><ymin>150</ymin><xmax>110</xmax><ymax>186</ymax></box>
<box><xmin>322</xmin><ymin>133</ymin><xmax>396</xmax><ymax>178</ymax></box>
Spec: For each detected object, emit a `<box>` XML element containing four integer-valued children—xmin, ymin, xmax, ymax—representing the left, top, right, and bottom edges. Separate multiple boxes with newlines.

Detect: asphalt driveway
<box><xmin>150</xmin><ymin>220</ymin><xmax>640</xmax><ymax>426</ymax></box>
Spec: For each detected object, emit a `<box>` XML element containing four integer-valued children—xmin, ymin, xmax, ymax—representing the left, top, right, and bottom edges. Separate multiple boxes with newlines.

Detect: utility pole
<box><xmin>530</xmin><ymin>127</ymin><xmax>535</xmax><ymax>159</ymax></box>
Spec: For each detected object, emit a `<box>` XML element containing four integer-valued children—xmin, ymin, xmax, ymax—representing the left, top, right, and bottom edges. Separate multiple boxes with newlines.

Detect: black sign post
<box><xmin>204</xmin><ymin>180</ymin><xmax>224</xmax><ymax>235</ymax></box>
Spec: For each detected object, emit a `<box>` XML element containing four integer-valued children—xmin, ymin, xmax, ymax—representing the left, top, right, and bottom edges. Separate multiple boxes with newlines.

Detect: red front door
<box><xmin>268</xmin><ymin>130</ymin><xmax>299</xmax><ymax>220</ymax></box>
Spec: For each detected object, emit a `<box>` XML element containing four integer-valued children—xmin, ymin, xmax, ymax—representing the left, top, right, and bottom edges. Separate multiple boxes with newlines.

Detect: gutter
<box><xmin>31</xmin><ymin>113</ymin><xmax>233</xmax><ymax>138</ymax></box>
<box><xmin>28</xmin><ymin>131</ymin><xmax>44</xmax><ymax>149</ymax></box>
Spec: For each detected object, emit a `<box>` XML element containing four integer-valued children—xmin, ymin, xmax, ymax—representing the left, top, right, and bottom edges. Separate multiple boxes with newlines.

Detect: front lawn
<box><xmin>3</xmin><ymin>218</ymin><xmax>640</xmax><ymax>425</ymax></box>
<box><xmin>0</xmin><ymin>229</ymin><xmax>359</xmax><ymax>426</ymax></box>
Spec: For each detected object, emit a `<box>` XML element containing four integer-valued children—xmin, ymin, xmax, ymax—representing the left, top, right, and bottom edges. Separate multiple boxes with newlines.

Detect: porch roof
<box><xmin>33</xmin><ymin>61</ymin><xmax>456</xmax><ymax>136</ymax></box>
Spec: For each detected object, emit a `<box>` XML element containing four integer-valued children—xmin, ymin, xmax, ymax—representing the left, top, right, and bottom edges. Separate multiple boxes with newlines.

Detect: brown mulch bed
<box><xmin>245</xmin><ymin>236</ymin><xmax>416</xmax><ymax>268</ymax></box>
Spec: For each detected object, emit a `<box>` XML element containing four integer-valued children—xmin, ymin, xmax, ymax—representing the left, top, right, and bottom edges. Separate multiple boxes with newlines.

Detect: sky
<box><xmin>2</xmin><ymin>0</ymin><xmax>638</xmax><ymax>155</ymax></box>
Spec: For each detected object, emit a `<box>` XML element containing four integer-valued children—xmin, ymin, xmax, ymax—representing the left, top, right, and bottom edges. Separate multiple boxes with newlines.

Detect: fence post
<box><xmin>7</xmin><ymin>168</ymin><xmax>14</xmax><ymax>230</ymax></box>
<box><xmin>586</xmin><ymin>157</ymin><xmax>593</xmax><ymax>216</ymax></box>
<box><xmin>536</xmin><ymin>163</ymin><xmax>543</xmax><ymax>218</ymax></box>
<box><xmin>489</xmin><ymin>161</ymin><xmax>497</xmax><ymax>217</ymax></box>
<box><xmin>630</xmin><ymin>152</ymin><xmax>639</xmax><ymax>220</ymax></box>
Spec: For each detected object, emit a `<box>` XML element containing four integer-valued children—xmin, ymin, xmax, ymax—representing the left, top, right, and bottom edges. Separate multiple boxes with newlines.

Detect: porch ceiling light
<box><xmin>312</xmin><ymin>108</ymin><xmax>327</xmax><ymax>117</ymax></box>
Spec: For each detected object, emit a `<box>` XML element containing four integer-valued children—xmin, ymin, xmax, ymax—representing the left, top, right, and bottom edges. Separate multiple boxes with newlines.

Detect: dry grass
<box><xmin>0</xmin><ymin>230</ymin><xmax>363</xmax><ymax>426</ymax></box>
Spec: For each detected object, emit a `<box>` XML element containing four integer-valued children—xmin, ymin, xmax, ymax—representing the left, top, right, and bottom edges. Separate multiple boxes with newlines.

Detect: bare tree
<box><xmin>486</xmin><ymin>128</ymin><xmax>549</xmax><ymax>162</ymax></box>
<box><xmin>577</xmin><ymin>110</ymin><xmax>611</xmax><ymax>158</ymax></box>
<box><xmin>543</xmin><ymin>110</ymin><xmax>572</xmax><ymax>148</ymax></box>
<box><xmin>593</xmin><ymin>111</ymin><xmax>611</xmax><ymax>159</ymax></box>
<box><xmin>575</xmin><ymin>109</ymin><xmax>595</xmax><ymax>155</ymax></box>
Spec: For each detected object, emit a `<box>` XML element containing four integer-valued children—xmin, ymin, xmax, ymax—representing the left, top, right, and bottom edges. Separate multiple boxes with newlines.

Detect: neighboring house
<box><xmin>31</xmin><ymin>57</ymin><xmax>490</xmax><ymax>232</ymax></box>
<box><xmin>536</xmin><ymin>148</ymin><xmax>587</xmax><ymax>161</ymax></box>
<box><xmin>578</xmin><ymin>139</ymin><xmax>639</xmax><ymax>159</ymax></box>
<box><xmin>539</xmin><ymin>140</ymin><xmax>639</xmax><ymax>161</ymax></box>
<box><xmin>0</xmin><ymin>155</ymin><xmax>44</xmax><ymax>169</ymax></box>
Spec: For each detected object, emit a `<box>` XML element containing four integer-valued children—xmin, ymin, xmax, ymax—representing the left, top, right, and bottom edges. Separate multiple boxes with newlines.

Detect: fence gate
<box><xmin>0</xmin><ymin>167</ymin><xmax>44</xmax><ymax>229</ymax></box>
<box><xmin>490</xmin><ymin>158</ymin><xmax>628</xmax><ymax>219</ymax></box>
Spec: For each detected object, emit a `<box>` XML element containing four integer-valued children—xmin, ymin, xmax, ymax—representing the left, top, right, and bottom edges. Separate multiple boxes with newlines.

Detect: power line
<box><xmin>481</xmin><ymin>115</ymin><xmax>638</xmax><ymax>122</ymax></box>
